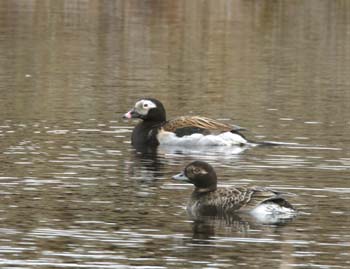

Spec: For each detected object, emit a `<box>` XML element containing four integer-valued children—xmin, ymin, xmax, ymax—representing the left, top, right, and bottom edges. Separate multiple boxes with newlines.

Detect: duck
<box><xmin>172</xmin><ymin>161</ymin><xmax>297</xmax><ymax>218</ymax></box>
<box><xmin>123</xmin><ymin>98</ymin><xmax>249</xmax><ymax>147</ymax></box>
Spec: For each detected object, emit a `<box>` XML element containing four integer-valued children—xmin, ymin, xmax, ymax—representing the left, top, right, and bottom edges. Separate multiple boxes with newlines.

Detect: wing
<box><xmin>163</xmin><ymin>116</ymin><xmax>243</xmax><ymax>136</ymax></box>
<box><xmin>210</xmin><ymin>186</ymin><xmax>292</xmax><ymax>212</ymax></box>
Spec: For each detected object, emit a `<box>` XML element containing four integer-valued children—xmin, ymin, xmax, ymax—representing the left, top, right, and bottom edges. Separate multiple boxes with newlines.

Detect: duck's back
<box><xmin>157</xmin><ymin>116</ymin><xmax>247</xmax><ymax>146</ymax></box>
<box><xmin>164</xmin><ymin>116</ymin><xmax>240</xmax><ymax>135</ymax></box>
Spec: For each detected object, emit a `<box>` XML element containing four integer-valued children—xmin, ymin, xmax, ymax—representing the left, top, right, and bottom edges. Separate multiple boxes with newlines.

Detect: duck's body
<box><xmin>173</xmin><ymin>161</ymin><xmax>297</xmax><ymax>218</ymax></box>
<box><xmin>123</xmin><ymin>98</ymin><xmax>248</xmax><ymax>147</ymax></box>
<box><xmin>188</xmin><ymin>185</ymin><xmax>295</xmax><ymax>215</ymax></box>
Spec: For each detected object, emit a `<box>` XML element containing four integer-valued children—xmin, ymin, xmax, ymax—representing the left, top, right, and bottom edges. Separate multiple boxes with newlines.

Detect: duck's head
<box><xmin>173</xmin><ymin>161</ymin><xmax>217</xmax><ymax>192</ymax></box>
<box><xmin>123</xmin><ymin>98</ymin><xmax>166</xmax><ymax>122</ymax></box>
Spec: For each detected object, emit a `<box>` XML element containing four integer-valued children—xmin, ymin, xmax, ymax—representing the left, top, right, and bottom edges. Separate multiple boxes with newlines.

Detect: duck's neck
<box><xmin>194</xmin><ymin>186</ymin><xmax>217</xmax><ymax>194</ymax></box>
<box><xmin>140</xmin><ymin>120</ymin><xmax>164</xmax><ymax>130</ymax></box>
<box><xmin>143</xmin><ymin>110</ymin><xmax>166</xmax><ymax>123</ymax></box>
<box><xmin>139</xmin><ymin>119</ymin><xmax>157</xmax><ymax>125</ymax></box>
<box><xmin>132</xmin><ymin>121</ymin><xmax>161</xmax><ymax>146</ymax></box>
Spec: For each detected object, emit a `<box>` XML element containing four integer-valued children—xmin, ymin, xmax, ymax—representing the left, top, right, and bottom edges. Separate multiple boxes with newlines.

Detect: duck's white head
<box><xmin>123</xmin><ymin>98</ymin><xmax>166</xmax><ymax>122</ymax></box>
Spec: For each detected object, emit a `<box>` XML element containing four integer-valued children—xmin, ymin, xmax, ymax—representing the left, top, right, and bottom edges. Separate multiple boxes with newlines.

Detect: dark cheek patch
<box><xmin>185</xmin><ymin>166</ymin><xmax>195</xmax><ymax>178</ymax></box>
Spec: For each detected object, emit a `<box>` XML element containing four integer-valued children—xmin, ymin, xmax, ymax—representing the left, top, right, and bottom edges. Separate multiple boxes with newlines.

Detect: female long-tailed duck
<box><xmin>172</xmin><ymin>161</ymin><xmax>297</xmax><ymax>219</ymax></box>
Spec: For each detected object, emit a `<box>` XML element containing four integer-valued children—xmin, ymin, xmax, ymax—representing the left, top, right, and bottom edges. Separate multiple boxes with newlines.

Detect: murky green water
<box><xmin>0</xmin><ymin>0</ymin><xmax>350</xmax><ymax>268</ymax></box>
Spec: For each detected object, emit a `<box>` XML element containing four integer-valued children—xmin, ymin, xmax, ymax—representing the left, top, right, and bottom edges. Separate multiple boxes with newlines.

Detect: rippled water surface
<box><xmin>1</xmin><ymin>1</ymin><xmax>350</xmax><ymax>268</ymax></box>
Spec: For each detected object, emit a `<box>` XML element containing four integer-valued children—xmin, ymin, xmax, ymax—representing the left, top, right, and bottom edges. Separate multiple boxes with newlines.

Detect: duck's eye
<box><xmin>143</xmin><ymin>103</ymin><xmax>148</xmax><ymax>108</ymax></box>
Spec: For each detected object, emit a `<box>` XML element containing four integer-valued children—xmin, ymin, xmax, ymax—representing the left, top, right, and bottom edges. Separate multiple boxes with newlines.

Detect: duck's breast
<box><xmin>132</xmin><ymin>123</ymin><xmax>159</xmax><ymax>146</ymax></box>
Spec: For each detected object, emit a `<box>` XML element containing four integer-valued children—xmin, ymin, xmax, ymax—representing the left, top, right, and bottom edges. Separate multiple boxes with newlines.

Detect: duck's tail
<box><xmin>249</xmin><ymin>140</ymin><xmax>282</xmax><ymax>147</ymax></box>
<box><xmin>231</xmin><ymin>131</ymin><xmax>280</xmax><ymax>147</ymax></box>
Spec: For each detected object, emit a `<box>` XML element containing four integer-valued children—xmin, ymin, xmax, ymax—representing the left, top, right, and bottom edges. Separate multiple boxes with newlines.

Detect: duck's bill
<box><xmin>123</xmin><ymin>109</ymin><xmax>140</xmax><ymax>119</ymax></box>
<box><xmin>172</xmin><ymin>172</ymin><xmax>190</xmax><ymax>182</ymax></box>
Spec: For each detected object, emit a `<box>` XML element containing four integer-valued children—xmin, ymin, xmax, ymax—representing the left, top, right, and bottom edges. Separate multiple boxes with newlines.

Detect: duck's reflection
<box><xmin>189</xmin><ymin>209</ymin><xmax>296</xmax><ymax>242</ymax></box>
<box><xmin>128</xmin><ymin>143</ymin><xmax>249</xmax><ymax>181</ymax></box>
<box><xmin>133</xmin><ymin>144</ymin><xmax>160</xmax><ymax>169</ymax></box>
<box><xmin>127</xmin><ymin>145</ymin><xmax>165</xmax><ymax>181</ymax></box>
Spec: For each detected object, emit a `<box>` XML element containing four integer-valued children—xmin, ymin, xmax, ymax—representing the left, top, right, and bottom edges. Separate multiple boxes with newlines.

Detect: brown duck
<box><xmin>172</xmin><ymin>161</ymin><xmax>297</xmax><ymax>217</ymax></box>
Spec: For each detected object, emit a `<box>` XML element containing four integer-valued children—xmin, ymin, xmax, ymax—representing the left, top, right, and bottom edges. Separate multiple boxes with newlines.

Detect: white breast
<box><xmin>157</xmin><ymin>129</ymin><xmax>247</xmax><ymax>146</ymax></box>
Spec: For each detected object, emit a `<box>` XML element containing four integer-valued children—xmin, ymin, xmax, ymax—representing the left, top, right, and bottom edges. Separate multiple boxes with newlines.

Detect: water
<box><xmin>0</xmin><ymin>0</ymin><xmax>350</xmax><ymax>268</ymax></box>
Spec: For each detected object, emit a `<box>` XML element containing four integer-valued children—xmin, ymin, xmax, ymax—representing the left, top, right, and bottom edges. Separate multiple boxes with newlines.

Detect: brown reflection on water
<box><xmin>0</xmin><ymin>0</ymin><xmax>350</xmax><ymax>268</ymax></box>
<box><xmin>2</xmin><ymin>1</ymin><xmax>350</xmax><ymax>129</ymax></box>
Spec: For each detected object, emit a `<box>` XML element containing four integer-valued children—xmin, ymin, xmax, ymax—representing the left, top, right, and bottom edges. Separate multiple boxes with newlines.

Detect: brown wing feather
<box><xmin>237</xmin><ymin>186</ymin><xmax>282</xmax><ymax>211</ymax></box>
<box><xmin>163</xmin><ymin>116</ymin><xmax>233</xmax><ymax>134</ymax></box>
<box><xmin>204</xmin><ymin>186</ymin><xmax>284</xmax><ymax>212</ymax></box>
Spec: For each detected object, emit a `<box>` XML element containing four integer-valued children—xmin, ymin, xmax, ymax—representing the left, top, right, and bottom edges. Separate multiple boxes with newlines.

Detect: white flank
<box><xmin>157</xmin><ymin>130</ymin><xmax>247</xmax><ymax>146</ymax></box>
<box><xmin>250</xmin><ymin>203</ymin><xmax>297</xmax><ymax>224</ymax></box>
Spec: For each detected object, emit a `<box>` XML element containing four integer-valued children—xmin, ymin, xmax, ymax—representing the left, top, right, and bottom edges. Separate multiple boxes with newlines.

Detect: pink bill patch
<box><xmin>123</xmin><ymin>111</ymin><xmax>132</xmax><ymax>119</ymax></box>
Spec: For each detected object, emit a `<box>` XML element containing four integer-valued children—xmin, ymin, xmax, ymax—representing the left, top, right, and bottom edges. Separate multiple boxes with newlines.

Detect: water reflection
<box><xmin>1</xmin><ymin>0</ymin><xmax>350</xmax><ymax>268</ymax></box>
<box><xmin>159</xmin><ymin>144</ymin><xmax>249</xmax><ymax>157</ymax></box>
<box><xmin>128</xmin><ymin>145</ymin><xmax>165</xmax><ymax>181</ymax></box>
<box><xmin>129</xmin><ymin>144</ymin><xmax>248</xmax><ymax>181</ymax></box>
<box><xmin>190</xmin><ymin>212</ymin><xmax>295</xmax><ymax>242</ymax></box>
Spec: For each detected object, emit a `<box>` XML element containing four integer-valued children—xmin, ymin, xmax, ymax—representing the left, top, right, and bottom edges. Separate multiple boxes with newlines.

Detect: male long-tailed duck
<box><xmin>123</xmin><ymin>98</ymin><xmax>249</xmax><ymax>147</ymax></box>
